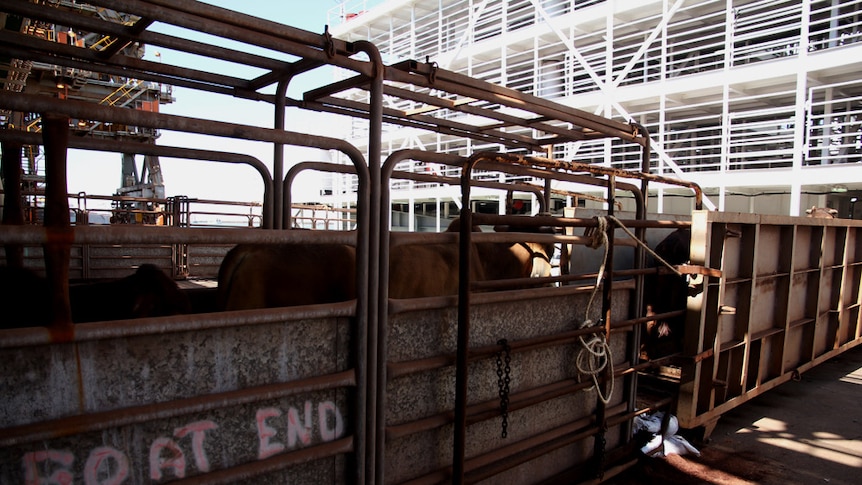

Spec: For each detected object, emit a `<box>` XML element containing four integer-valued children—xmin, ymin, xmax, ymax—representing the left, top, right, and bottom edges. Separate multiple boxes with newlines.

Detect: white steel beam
<box><xmin>530</xmin><ymin>0</ymin><xmax>716</xmax><ymax>210</ymax></box>
<box><xmin>790</xmin><ymin>0</ymin><xmax>812</xmax><ymax>216</ymax></box>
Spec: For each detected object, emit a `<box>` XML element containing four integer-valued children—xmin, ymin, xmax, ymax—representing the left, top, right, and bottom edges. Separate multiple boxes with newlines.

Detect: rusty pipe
<box><xmin>1</xmin><ymin>140</ymin><xmax>25</xmax><ymax>267</ymax></box>
<box><xmin>0</xmin><ymin>225</ymin><xmax>357</xmax><ymax>246</ymax></box>
<box><xmin>0</xmin><ymin>368</ymin><xmax>356</xmax><ymax>447</ymax></box>
<box><xmin>0</xmin><ymin>130</ymin><xmax>275</xmax><ymax>229</ymax></box>
<box><xmin>0</xmin><ymin>300</ymin><xmax>357</xmax><ymax>349</ymax></box>
<box><xmin>273</xmin><ymin>79</ymin><xmax>290</xmax><ymax>229</ymax></box>
<box><xmin>352</xmin><ymin>38</ymin><xmax>383</xmax><ymax>485</ymax></box>
<box><xmin>41</xmin><ymin>113</ymin><xmax>73</xmax><ymax>330</ymax></box>
<box><xmin>0</xmin><ymin>92</ymin><xmax>365</xmax><ymax>163</ymax></box>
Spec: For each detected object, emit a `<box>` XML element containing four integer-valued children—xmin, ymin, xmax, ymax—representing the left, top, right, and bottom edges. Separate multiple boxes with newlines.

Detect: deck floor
<box><xmin>607</xmin><ymin>344</ymin><xmax>862</xmax><ymax>485</ymax></box>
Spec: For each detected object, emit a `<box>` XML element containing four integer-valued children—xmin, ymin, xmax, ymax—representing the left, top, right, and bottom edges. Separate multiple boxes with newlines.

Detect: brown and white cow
<box><xmin>216</xmin><ymin>220</ymin><xmax>554</xmax><ymax>310</ymax></box>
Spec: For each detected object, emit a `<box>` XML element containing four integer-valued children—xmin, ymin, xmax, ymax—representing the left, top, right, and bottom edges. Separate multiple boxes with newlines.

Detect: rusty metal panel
<box><xmin>384</xmin><ymin>288</ymin><xmax>632</xmax><ymax>484</ymax></box>
<box><xmin>0</xmin><ymin>311</ymin><xmax>355</xmax><ymax>483</ymax></box>
<box><xmin>677</xmin><ymin>211</ymin><xmax>862</xmax><ymax>433</ymax></box>
<box><xmin>0</xmin><ymin>245</ymin><xmax>83</xmax><ymax>277</ymax></box>
<box><xmin>186</xmin><ymin>244</ymin><xmax>234</xmax><ymax>278</ymax></box>
<box><xmin>0</xmin><ymin>244</ymin><xmax>175</xmax><ymax>280</ymax></box>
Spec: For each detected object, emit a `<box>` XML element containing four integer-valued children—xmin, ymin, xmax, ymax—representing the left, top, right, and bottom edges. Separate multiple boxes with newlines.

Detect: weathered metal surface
<box><xmin>186</xmin><ymin>244</ymin><xmax>233</xmax><ymax>278</ymax></box>
<box><xmin>2</xmin><ymin>243</ymin><xmax>226</xmax><ymax>280</ymax></box>
<box><xmin>383</xmin><ymin>289</ymin><xmax>631</xmax><ymax>484</ymax></box>
<box><xmin>0</xmin><ymin>1</ymin><xmax>745</xmax><ymax>482</ymax></box>
<box><xmin>676</xmin><ymin>210</ymin><xmax>862</xmax><ymax>432</ymax></box>
<box><xmin>0</xmin><ymin>309</ymin><xmax>355</xmax><ymax>483</ymax></box>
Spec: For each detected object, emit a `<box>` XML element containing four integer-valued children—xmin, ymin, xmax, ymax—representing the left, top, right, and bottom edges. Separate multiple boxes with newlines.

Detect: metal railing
<box><xmin>334</xmin><ymin>0</ymin><xmax>862</xmax><ymax>176</ymax></box>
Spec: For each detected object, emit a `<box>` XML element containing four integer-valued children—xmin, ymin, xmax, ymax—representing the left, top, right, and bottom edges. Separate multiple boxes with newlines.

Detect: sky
<box><xmin>66</xmin><ymin>1</ymin><xmax>358</xmax><ymax>209</ymax></box>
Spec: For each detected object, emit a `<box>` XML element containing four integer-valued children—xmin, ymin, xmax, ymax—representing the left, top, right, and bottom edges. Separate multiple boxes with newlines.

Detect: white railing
<box><xmin>809</xmin><ymin>0</ymin><xmax>862</xmax><ymax>51</ymax></box>
<box><xmin>807</xmin><ymin>81</ymin><xmax>862</xmax><ymax>165</ymax></box>
<box><xmin>331</xmin><ymin>0</ymin><xmax>862</xmax><ymax>178</ymax></box>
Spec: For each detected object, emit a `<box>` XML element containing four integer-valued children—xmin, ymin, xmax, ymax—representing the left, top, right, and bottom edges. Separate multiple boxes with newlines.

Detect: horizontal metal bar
<box><xmin>0</xmin><ymin>224</ymin><xmax>356</xmax><ymax>246</ymax></box>
<box><xmin>173</xmin><ymin>436</ymin><xmax>354</xmax><ymax>485</ymax></box>
<box><xmin>0</xmin><ymin>300</ymin><xmax>357</xmax><ymax>348</ymax></box>
<box><xmin>0</xmin><ymin>0</ymin><xmax>291</xmax><ymax>73</ymax></box>
<box><xmin>0</xmin><ymin>91</ymin><xmax>365</xmax><ymax>160</ymax></box>
<box><xmin>0</xmin><ymin>29</ymin><xmax>249</xmax><ymax>93</ymax></box>
<box><xmin>0</xmin><ymin>369</ymin><xmax>356</xmax><ymax>447</ymax></box>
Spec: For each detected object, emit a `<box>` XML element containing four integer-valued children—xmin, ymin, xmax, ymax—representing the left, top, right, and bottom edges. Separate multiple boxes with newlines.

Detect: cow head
<box><xmin>491</xmin><ymin>224</ymin><xmax>556</xmax><ymax>279</ymax></box>
<box><xmin>805</xmin><ymin>206</ymin><xmax>838</xmax><ymax>218</ymax></box>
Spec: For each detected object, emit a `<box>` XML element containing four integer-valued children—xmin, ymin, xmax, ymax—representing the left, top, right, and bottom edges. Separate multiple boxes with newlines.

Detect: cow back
<box><xmin>217</xmin><ymin>243</ymin><xmax>357</xmax><ymax>310</ymax></box>
<box><xmin>389</xmin><ymin>240</ymin><xmax>467</xmax><ymax>299</ymax></box>
<box><xmin>70</xmin><ymin>264</ymin><xmax>191</xmax><ymax>323</ymax></box>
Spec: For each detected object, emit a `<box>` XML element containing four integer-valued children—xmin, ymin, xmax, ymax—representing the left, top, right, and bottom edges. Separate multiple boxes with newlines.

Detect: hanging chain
<box><xmin>496</xmin><ymin>338</ymin><xmax>512</xmax><ymax>438</ymax></box>
<box><xmin>595</xmin><ymin>424</ymin><xmax>608</xmax><ymax>480</ymax></box>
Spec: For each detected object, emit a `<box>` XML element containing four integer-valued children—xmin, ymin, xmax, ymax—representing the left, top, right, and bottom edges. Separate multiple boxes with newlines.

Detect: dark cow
<box><xmin>805</xmin><ymin>206</ymin><xmax>838</xmax><ymax>218</ymax></box>
<box><xmin>0</xmin><ymin>264</ymin><xmax>191</xmax><ymax>328</ymax></box>
<box><xmin>641</xmin><ymin>228</ymin><xmax>691</xmax><ymax>361</ymax></box>
<box><xmin>0</xmin><ymin>265</ymin><xmax>50</xmax><ymax>328</ymax></box>
<box><xmin>217</xmin><ymin>220</ymin><xmax>554</xmax><ymax>310</ymax></box>
<box><xmin>70</xmin><ymin>264</ymin><xmax>191</xmax><ymax>323</ymax></box>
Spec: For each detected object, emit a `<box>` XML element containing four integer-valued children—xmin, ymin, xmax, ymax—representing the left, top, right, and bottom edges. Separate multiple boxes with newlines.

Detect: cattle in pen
<box><xmin>0</xmin><ymin>265</ymin><xmax>51</xmax><ymax>328</ymax></box>
<box><xmin>217</xmin><ymin>242</ymin><xmax>358</xmax><ymax>310</ymax></box>
<box><xmin>0</xmin><ymin>264</ymin><xmax>191</xmax><ymax>328</ymax></box>
<box><xmin>641</xmin><ymin>228</ymin><xmax>691</xmax><ymax>360</ymax></box>
<box><xmin>217</xmin><ymin>220</ymin><xmax>555</xmax><ymax>310</ymax></box>
<box><xmin>805</xmin><ymin>206</ymin><xmax>838</xmax><ymax>218</ymax></box>
<box><xmin>70</xmin><ymin>264</ymin><xmax>191</xmax><ymax>323</ymax></box>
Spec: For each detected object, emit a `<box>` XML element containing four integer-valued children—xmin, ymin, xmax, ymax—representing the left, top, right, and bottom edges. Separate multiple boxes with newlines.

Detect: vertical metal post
<box><xmin>273</xmin><ymin>79</ymin><xmax>291</xmax><ymax>230</ymax></box>
<box><xmin>629</xmin><ymin>124</ymin><xmax>652</xmax><ymax>438</ymax></box>
<box><xmin>593</xmin><ymin>173</ymin><xmax>616</xmax><ymax>479</ymax></box>
<box><xmin>1</xmin><ymin>141</ymin><xmax>25</xmax><ymax>267</ymax></box>
<box><xmin>41</xmin><ymin>113</ymin><xmax>73</xmax><ymax>330</ymax></box>
<box><xmin>353</xmin><ymin>39</ymin><xmax>384</xmax><ymax>485</ymax></box>
<box><xmin>453</xmin><ymin>155</ymin><xmax>479</xmax><ymax>484</ymax></box>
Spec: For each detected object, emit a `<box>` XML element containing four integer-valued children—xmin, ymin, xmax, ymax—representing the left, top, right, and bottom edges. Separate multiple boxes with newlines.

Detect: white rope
<box><xmin>575</xmin><ymin>216</ymin><xmax>686</xmax><ymax>403</ymax></box>
<box><xmin>576</xmin><ymin>216</ymin><xmax>614</xmax><ymax>404</ymax></box>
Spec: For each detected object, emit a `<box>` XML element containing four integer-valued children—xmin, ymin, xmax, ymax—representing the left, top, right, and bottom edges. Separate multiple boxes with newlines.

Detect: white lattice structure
<box><xmin>328</xmin><ymin>0</ymin><xmax>862</xmax><ymax>218</ymax></box>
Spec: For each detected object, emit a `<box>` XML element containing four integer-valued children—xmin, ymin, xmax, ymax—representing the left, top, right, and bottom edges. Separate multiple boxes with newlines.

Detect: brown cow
<box><xmin>388</xmin><ymin>238</ymin><xmax>468</xmax><ymax>299</ymax></box>
<box><xmin>217</xmin><ymin>243</ymin><xmax>357</xmax><ymax>310</ymax></box>
<box><xmin>217</xmin><ymin>220</ymin><xmax>554</xmax><ymax>310</ymax></box>
<box><xmin>805</xmin><ymin>206</ymin><xmax>838</xmax><ymax>218</ymax></box>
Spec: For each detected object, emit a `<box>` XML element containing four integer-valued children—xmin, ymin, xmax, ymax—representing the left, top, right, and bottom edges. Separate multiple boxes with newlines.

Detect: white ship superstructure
<box><xmin>327</xmin><ymin>0</ymin><xmax>862</xmax><ymax>219</ymax></box>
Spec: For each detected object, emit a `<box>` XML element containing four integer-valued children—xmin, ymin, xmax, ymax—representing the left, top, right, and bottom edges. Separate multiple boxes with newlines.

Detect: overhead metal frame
<box><xmin>0</xmin><ymin>2</ymin><xmax>703</xmax><ymax>484</ymax></box>
<box><xmin>0</xmin><ymin>0</ymin><xmax>647</xmax><ymax>150</ymax></box>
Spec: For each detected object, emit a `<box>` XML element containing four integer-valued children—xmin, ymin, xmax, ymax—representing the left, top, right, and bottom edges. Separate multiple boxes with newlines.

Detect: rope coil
<box><xmin>575</xmin><ymin>215</ymin><xmax>684</xmax><ymax>404</ymax></box>
<box><xmin>576</xmin><ymin>216</ymin><xmax>614</xmax><ymax>404</ymax></box>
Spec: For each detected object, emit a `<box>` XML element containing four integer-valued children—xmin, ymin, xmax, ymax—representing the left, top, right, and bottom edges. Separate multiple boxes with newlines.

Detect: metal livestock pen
<box><xmin>0</xmin><ymin>2</ymin><xmax>860</xmax><ymax>484</ymax></box>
